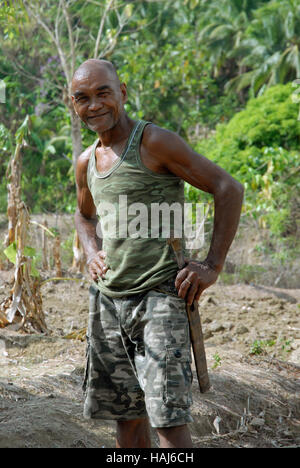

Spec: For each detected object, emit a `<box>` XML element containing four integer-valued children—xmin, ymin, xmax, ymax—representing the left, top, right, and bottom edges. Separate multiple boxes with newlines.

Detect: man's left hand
<box><xmin>175</xmin><ymin>259</ymin><xmax>219</xmax><ymax>306</ymax></box>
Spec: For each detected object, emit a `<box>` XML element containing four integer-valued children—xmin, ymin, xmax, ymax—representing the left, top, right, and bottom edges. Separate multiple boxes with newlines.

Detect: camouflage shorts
<box><xmin>83</xmin><ymin>276</ymin><xmax>193</xmax><ymax>428</ymax></box>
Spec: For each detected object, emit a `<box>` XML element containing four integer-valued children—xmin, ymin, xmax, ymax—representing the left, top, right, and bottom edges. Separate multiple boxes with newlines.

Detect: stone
<box><xmin>236</xmin><ymin>325</ymin><xmax>249</xmax><ymax>335</ymax></box>
<box><xmin>250</xmin><ymin>417</ymin><xmax>265</xmax><ymax>428</ymax></box>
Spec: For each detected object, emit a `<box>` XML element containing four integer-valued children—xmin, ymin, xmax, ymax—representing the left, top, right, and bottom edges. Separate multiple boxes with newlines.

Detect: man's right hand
<box><xmin>87</xmin><ymin>250</ymin><xmax>108</xmax><ymax>281</ymax></box>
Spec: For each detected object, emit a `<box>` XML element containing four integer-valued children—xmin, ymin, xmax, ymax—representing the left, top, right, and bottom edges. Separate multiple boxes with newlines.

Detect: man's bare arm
<box><xmin>75</xmin><ymin>148</ymin><xmax>107</xmax><ymax>280</ymax></box>
<box><xmin>142</xmin><ymin>125</ymin><xmax>244</xmax><ymax>303</ymax></box>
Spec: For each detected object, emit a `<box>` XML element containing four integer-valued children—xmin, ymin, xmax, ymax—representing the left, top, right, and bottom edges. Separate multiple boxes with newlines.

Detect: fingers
<box><xmin>186</xmin><ymin>278</ymin><xmax>200</xmax><ymax>306</ymax></box>
<box><xmin>175</xmin><ymin>261</ymin><xmax>207</xmax><ymax>305</ymax></box>
<box><xmin>88</xmin><ymin>251</ymin><xmax>109</xmax><ymax>280</ymax></box>
<box><xmin>175</xmin><ymin>267</ymin><xmax>189</xmax><ymax>290</ymax></box>
<box><xmin>175</xmin><ymin>258</ymin><xmax>219</xmax><ymax>305</ymax></box>
<box><xmin>176</xmin><ymin>269</ymin><xmax>199</xmax><ymax>306</ymax></box>
<box><xmin>194</xmin><ymin>284</ymin><xmax>204</xmax><ymax>302</ymax></box>
<box><xmin>177</xmin><ymin>277</ymin><xmax>203</xmax><ymax>306</ymax></box>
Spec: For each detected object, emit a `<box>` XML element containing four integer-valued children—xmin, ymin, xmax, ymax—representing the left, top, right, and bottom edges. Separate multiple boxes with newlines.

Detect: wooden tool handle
<box><xmin>187</xmin><ymin>301</ymin><xmax>210</xmax><ymax>393</ymax></box>
<box><xmin>168</xmin><ymin>235</ymin><xmax>210</xmax><ymax>393</ymax></box>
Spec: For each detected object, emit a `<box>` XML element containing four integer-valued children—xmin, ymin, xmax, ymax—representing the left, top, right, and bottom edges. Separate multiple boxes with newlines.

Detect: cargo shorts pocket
<box><xmin>163</xmin><ymin>347</ymin><xmax>193</xmax><ymax>409</ymax></box>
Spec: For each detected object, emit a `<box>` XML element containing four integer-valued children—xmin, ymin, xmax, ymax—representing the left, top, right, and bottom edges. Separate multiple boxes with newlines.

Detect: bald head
<box><xmin>70</xmin><ymin>58</ymin><xmax>128</xmax><ymax>133</ymax></box>
<box><xmin>71</xmin><ymin>59</ymin><xmax>120</xmax><ymax>93</ymax></box>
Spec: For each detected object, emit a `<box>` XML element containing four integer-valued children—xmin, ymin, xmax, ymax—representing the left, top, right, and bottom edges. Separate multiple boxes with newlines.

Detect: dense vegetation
<box><xmin>0</xmin><ymin>0</ymin><xmax>299</xmax><ymax>246</ymax></box>
<box><xmin>194</xmin><ymin>83</ymin><xmax>300</xmax><ymax>236</ymax></box>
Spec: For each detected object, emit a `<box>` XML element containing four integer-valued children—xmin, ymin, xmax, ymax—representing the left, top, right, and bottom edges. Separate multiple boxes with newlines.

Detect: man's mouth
<box><xmin>87</xmin><ymin>113</ymin><xmax>108</xmax><ymax>121</ymax></box>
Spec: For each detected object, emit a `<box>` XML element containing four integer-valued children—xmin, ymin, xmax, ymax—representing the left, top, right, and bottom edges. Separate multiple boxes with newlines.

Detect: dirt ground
<box><xmin>0</xmin><ymin>267</ymin><xmax>299</xmax><ymax>448</ymax></box>
<box><xmin>0</xmin><ymin>213</ymin><xmax>299</xmax><ymax>448</ymax></box>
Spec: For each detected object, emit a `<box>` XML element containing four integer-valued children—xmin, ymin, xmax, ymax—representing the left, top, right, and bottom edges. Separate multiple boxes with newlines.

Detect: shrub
<box><xmin>190</xmin><ymin>84</ymin><xmax>300</xmax><ymax>236</ymax></box>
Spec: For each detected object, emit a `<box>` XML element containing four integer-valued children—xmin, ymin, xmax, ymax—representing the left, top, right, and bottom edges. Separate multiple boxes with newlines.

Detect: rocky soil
<box><xmin>0</xmin><ymin>270</ymin><xmax>299</xmax><ymax>448</ymax></box>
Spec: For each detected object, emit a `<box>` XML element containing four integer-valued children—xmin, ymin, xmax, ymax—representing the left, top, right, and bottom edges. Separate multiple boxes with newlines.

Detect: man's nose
<box><xmin>88</xmin><ymin>96</ymin><xmax>103</xmax><ymax>111</ymax></box>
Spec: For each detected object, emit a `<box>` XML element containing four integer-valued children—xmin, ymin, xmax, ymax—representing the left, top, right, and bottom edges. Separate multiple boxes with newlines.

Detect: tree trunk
<box><xmin>70</xmin><ymin>108</ymin><xmax>83</xmax><ymax>167</ymax></box>
<box><xmin>53</xmin><ymin>234</ymin><xmax>62</xmax><ymax>277</ymax></box>
<box><xmin>70</xmin><ymin>230</ymin><xmax>86</xmax><ymax>274</ymax></box>
<box><xmin>4</xmin><ymin>143</ymin><xmax>22</xmax><ymax>248</ymax></box>
<box><xmin>63</xmin><ymin>89</ymin><xmax>83</xmax><ymax>168</ymax></box>
<box><xmin>63</xmin><ymin>89</ymin><xmax>86</xmax><ymax>273</ymax></box>
<box><xmin>42</xmin><ymin>219</ymin><xmax>49</xmax><ymax>270</ymax></box>
<box><xmin>70</xmin><ymin>107</ymin><xmax>86</xmax><ymax>273</ymax></box>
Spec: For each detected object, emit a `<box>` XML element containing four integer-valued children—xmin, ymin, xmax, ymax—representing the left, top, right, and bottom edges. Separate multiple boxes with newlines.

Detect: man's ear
<box><xmin>120</xmin><ymin>82</ymin><xmax>128</xmax><ymax>104</ymax></box>
<box><xmin>71</xmin><ymin>95</ymin><xmax>79</xmax><ymax>115</ymax></box>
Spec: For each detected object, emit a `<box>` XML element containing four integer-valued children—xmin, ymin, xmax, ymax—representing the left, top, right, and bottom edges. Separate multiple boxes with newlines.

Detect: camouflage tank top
<box><xmin>87</xmin><ymin>120</ymin><xmax>185</xmax><ymax>297</ymax></box>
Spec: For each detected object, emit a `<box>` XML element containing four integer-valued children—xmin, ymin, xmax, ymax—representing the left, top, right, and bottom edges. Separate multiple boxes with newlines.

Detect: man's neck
<box><xmin>97</xmin><ymin>114</ymin><xmax>135</xmax><ymax>149</ymax></box>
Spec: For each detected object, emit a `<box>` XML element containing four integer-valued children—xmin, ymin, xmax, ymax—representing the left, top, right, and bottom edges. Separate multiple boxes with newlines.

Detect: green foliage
<box><xmin>232</xmin><ymin>0</ymin><xmax>300</xmax><ymax>95</ymax></box>
<box><xmin>0</xmin><ymin>0</ymin><xmax>299</xmax><ymax>238</ymax></box>
<box><xmin>197</xmin><ymin>0</ymin><xmax>300</xmax><ymax>96</ymax></box>
<box><xmin>115</xmin><ymin>2</ymin><xmax>234</xmax><ymax>137</ymax></box>
<box><xmin>0</xmin><ymin>0</ymin><xmax>245</xmax><ymax>213</ymax></box>
<box><xmin>194</xmin><ymin>83</ymin><xmax>300</xmax><ymax>236</ymax></box>
<box><xmin>0</xmin><ymin>122</ymin><xmax>12</xmax><ymax>209</ymax></box>
<box><xmin>21</xmin><ymin>112</ymin><xmax>76</xmax><ymax>213</ymax></box>
<box><xmin>250</xmin><ymin>339</ymin><xmax>276</xmax><ymax>355</ymax></box>
<box><xmin>61</xmin><ymin>230</ymin><xmax>75</xmax><ymax>265</ymax></box>
<box><xmin>0</xmin><ymin>122</ymin><xmax>12</xmax><ymax>152</ymax></box>
<box><xmin>280</xmin><ymin>338</ymin><xmax>293</xmax><ymax>353</ymax></box>
<box><xmin>215</xmin><ymin>84</ymin><xmax>300</xmax><ymax>151</ymax></box>
<box><xmin>212</xmin><ymin>352</ymin><xmax>222</xmax><ymax>369</ymax></box>
<box><xmin>250</xmin><ymin>337</ymin><xmax>293</xmax><ymax>356</ymax></box>
<box><xmin>4</xmin><ymin>241</ymin><xmax>39</xmax><ymax>277</ymax></box>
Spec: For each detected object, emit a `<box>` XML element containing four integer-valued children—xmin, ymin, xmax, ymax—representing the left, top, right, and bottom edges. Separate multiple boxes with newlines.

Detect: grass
<box><xmin>212</xmin><ymin>352</ymin><xmax>222</xmax><ymax>369</ymax></box>
<box><xmin>249</xmin><ymin>338</ymin><xmax>293</xmax><ymax>357</ymax></box>
<box><xmin>250</xmin><ymin>339</ymin><xmax>276</xmax><ymax>355</ymax></box>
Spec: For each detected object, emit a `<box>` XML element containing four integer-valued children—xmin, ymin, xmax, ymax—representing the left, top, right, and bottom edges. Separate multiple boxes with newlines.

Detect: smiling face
<box><xmin>71</xmin><ymin>60</ymin><xmax>127</xmax><ymax>134</ymax></box>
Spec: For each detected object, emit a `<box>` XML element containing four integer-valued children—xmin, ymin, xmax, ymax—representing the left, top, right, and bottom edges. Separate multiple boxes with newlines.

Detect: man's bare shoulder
<box><xmin>76</xmin><ymin>145</ymin><xmax>94</xmax><ymax>170</ymax></box>
<box><xmin>143</xmin><ymin>123</ymin><xmax>179</xmax><ymax>153</ymax></box>
<box><xmin>142</xmin><ymin>123</ymin><xmax>191</xmax><ymax>171</ymax></box>
<box><xmin>75</xmin><ymin>144</ymin><xmax>95</xmax><ymax>187</ymax></box>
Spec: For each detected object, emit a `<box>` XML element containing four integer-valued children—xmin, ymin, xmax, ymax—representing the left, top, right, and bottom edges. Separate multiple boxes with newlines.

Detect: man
<box><xmin>72</xmin><ymin>58</ymin><xmax>244</xmax><ymax>448</ymax></box>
